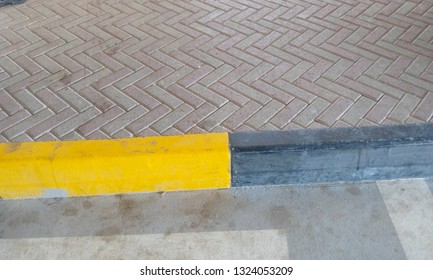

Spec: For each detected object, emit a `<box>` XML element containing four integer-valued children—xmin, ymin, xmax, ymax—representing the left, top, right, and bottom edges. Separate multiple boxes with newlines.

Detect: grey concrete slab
<box><xmin>0</xmin><ymin>181</ymin><xmax>409</xmax><ymax>259</ymax></box>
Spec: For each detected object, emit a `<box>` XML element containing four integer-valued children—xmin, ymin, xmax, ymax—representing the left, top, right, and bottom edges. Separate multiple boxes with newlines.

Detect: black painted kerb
<box><xmin>230</xmin><ymin>123</ymin><xmax>433</xmax><ymax>187</ymax></box>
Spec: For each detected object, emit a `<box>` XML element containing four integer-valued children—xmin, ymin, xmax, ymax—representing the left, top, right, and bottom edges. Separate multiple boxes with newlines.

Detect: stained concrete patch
<box><xmin>0</xmin><ymin>182</ymin><xmax>406</xmax><ymax>259</ymax></box>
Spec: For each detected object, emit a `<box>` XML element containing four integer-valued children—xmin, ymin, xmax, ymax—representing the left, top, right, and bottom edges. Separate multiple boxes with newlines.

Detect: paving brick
<box><xmin>222</xmin><ymin>101</ymin><xmax>261</xmax><ymax>130</ymax></box>
<box><xmin>293</xmin><ymin>79</ymin><xmax>339</xmax><ymax>102</ymax></box>
<box><xmin>0</xmin><ymin>90</ymin><xmax>23</xmax><ymax>115</ymax></box>
<box><xmin>198</xmin><ymin>102</ymin><xmax>239</xmax><ymax>131</ymax></box>
<box><xmin>220</xmin><ymin>63</ymin><xmax>253</xmax><ymax>86</ymax></box>
<box><xmin>366</xmin><ymin>96</ymin><xmax>399</xmax><ymax>124</ymax></box>
<box><xmin>92</xmin><ymin>68</ymin><xmax>134</xmax><ymax>90</ymax></box>
<box><xmin>27</xmin><ymin>108</ymin><xmax>76</xmax><ymax>139</ymax></box>
<box><xmin>112</xmin><ymin>129</ymin><xmax>133</xmax><ymax>139</ymax></box>
<box><xmin>251</xmin><ymin>80</ymin><xmax>294</xmax><ymax>104</ymax></box>
<box><xmin>177</xmin><ymin>64</ymin><xmax>214</xmax><ymax>87</ymax></box>
<box><xmin>3</xmin><ymin>108</ymin><xmax>53</xmax><ymax>139</ymax></box>
<box><xmin>406</xmin><ymin>56</ymin><xmax>432</xmax><ymax>77</ymax></box>
<box><xmin>174</xmin><ymin>103</ymin><xmax>217</xmax><ymax>132</ymax></box>
<box><xmin>264</xmin><ymin>46</ymin><xmax>301</xmax><ymax>65</ymax></box>
<box><xmin>166</xmin><ymin>84</ymin><xmax>205</xmax><ymax>108</ymax></box>
<box><xmin>343</xmin><ymin>57</ymin><xmax>374</xmax><ymax>80</ymax></box>
<box><xmin>126</xmin><ymin>104</ymin><xmax>171</xmax><ymax>134</ymax></box>
<box><xmin>77</xmin><ymin>87</ymin><xmax>115</xmax><ymax>112</ymax></box>
<box><xmin>198</xmin><ymin>64</ymin><xmax>234</xmax><ymax>87</ymax></box>
<box><xmin>231</xmin><ymin>82</ymin><xmax>272</xmax><ymax>105</ymax></box>
<box><xmin>301</xmin><ymin>60</ymin><xmax>333</xmax><ymax>82</ymax></box>
<box><xmin>12</xmin><ymin>55</ymin><xmax>42</xmax><ymax>75</ymax></box>
<box><xmin>210</xmin><ymin>82</ymin><xmax>249</xmax><ymax>106</ymax></box>
<box><xmin>245</xmin><ymin>47</ymin><xmax>282</xmax><ymax>65</ymax></box>
<box><xmin>293</xmin><ymin>98</ymin><xmax>330</xmax><ymax>128</ymax></box>
<box><xmin>0</xmin><ymin>110</ymin><xmax>31</xmax><ymax>133</ymax></box>
<box><xmin>157</xmin><ymin>66</ymin><xmax>194</xmax><ymax>88</ymax></box>
<box><xmin>130</xmin><ymin>52</ymin><xmax>164</xmax><ymax>71</ymax></box>
<box><xmin>337</xmin><ymin>76</ymin><xmax>383</xmax><ymax>101</ymax></box>
<box><xmin>317</xmin><ymin>97</ymin><xmax>354</xmax><ymax>126</ymax></box>
<box><xmin>113</xmin><ymin>67</ymin><xmax>153</xmax><ymax>90</ymax></box>
<box><xmin>123</xmin><ymin>86</ymin><xmax>161</xmax><ymax>110</ymax></box>
<box><xmin>189</xmin><ymin>84</ymin><xmax>228</xmax><ymax>107</ymax></box>
<box><xmin>144</xmin><ymin>85</ymin><xmax>183</xmax><ymax>109</ymax></box>
<box><xmin>274</xmin><ymin>79</ymin><xmax>318</xmax><ymax>103</ymax></box>
<box><xmin>388</xmin><ymin>94</ymin><xmax>421</xmax><ymax>123</ymax></box>
<box><xmin>246</xmin><ymin>100</ymin><xmax>284</xmax><ymax>129</ymax></box>
<box><xmin>101</xmin><ymin>87</ymin><xmax>138</xmax><ymax>110</ymax></box>
<box><xmin>77</xmin><ymin>106</ymin><xmax>125</xmax><ymax>136</ymax></box>
<box><xmin>12</xmin><ymin>90</ymin><xmax>46</xmax><ymax>114</ymax></box>
<box><xmin>341</xmin><ymin>97</ymin><xmax>376</xmax><ymax>126</ymax></box>
<box><xmin>53</xmin><ymin>87</ymin><xmax>91</xmax><ymax>113</ymax></box>
<box><xmin>365</xmin><ymin>57</ymin><xmax>393</xmax><ymax>79</ymax></box>
<box><xmin>413</xmin><ymin>92</ymin><xmax>433</xmax><ymax>121</ymax></box>
<box><xmin>379</xmin><ymin>74</ymin><xmax>427</xmax><ymax>98</ymax></box>
<box><xmin>261</xmin><ymin>61</ymin><xmax>294</xmax><ymax>83</ymax></box>
<box><xmin>227</xmin><ymin>48</ymin><xmax>262</xmax><ymax>66</ymax></box>
<box><xmin>189</xmin><ymin>49</ymin><xmax>223</xmax><ymax>68</ymax></box>
<box><xmin>357</xmin><ymin>76</ymin><xmax>405</xmax><ymax>100</ymax></box>
<box><xmin>6</xmin><ymin>71</ymin><xmax>50</xmax><ymax>93</ymax></box>
<box><xmin>270</xmin><ymin>99</ymin><xmax>308</xmax><ymax>128</ymax></box>
<box><xmin>151</xmin><ymin>103</ymin><xmax>194</xmax><ymax>133</ymax></box>
<box><xmin>102</xmin><ymin>106</ymin><xmax>148</xmax><ymax>135</ymax></box>
<box><xmin>240</xmin><ymin>62</ymin><xmax>274</xmax><ymax>84</ymax></box>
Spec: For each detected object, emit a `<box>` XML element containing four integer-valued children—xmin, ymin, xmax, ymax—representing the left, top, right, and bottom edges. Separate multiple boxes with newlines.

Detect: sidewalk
<box><xmin>1</xmin><ymin>0</ymin><xmax>432</xmax><ymax>142</ymax></box>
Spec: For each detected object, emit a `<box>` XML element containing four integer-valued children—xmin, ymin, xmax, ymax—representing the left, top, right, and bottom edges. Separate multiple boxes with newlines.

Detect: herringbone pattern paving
<box><xmin>1</xmin><ymin>0</ymin><xmax>433</xmax><ymax>142</ymax></box>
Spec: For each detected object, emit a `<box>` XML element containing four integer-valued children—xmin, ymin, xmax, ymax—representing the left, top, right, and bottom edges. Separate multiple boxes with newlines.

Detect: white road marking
<box><xmin>378</xmin><ymin>179</ymin><xmax>433</xmax><ymax>259</ymax></box>
<box><xmin>0</xmin><ymin>230</ymin><xmax>289</xmax><ymax>259</ymax></box>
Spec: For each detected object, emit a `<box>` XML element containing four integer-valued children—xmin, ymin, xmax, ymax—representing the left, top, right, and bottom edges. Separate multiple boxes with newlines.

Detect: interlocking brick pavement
<box><xmin>1</xmin><ymin>0</ymin><xmax>433</xmax><ymax>142</ymax></box>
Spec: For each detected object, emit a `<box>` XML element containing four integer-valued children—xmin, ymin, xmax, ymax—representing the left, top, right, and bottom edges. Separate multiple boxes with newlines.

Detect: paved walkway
<box><xmin>1</xmin><ymin>0</ymin><xmax>433</xmax><ymax>142</ymax></box>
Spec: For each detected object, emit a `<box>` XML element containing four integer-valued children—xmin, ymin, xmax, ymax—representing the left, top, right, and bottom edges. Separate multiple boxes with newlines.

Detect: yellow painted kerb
<box><xmin>0</xmin><ymin>133</ymin><xmax>230</xmax><ymax>199</ymax></box>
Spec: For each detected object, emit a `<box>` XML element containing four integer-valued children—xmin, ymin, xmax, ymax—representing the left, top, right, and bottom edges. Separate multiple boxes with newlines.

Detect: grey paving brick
<box><xmin>293</xmin><ymin>98</ymin><xmax>330</xmax><ymax>127</ymax></box>
<box><xmin>388</xmin><ymin>94</ymin><xmax>421</xmax><ymax>123</ymax></box>
<box><xmin>52</xmin><ymin>107</ymin><xmax>101</xmax><ymax>138</ymax></box>
<box><xmin>366</xmin><ymin>96</ymin><xmax>399</xmax><ymax>124</ymax></box>
<box><xmin>231</xmin><ymin>82</ymin><xmax>272</xmax><ymax>105</ymax></box>
<box><xmin>151</xmin><ymin>103</ymin><xmax>194</xmax><ymax>133</ymax></box>
<box><xmin>246</xmin><ymin>100</ymin><xmax>284</xmax><ymax>129</ymax></box>
<box><xmin>413</xmin><ymin>92</ymin><xmax>433</xmax><ymax>121</ymax></box>
<box><xmin>189</xmin><ymin>84</ymin><xmax>228</xmax><ymax>107</ymax></box>
<box><xmin>198</xmin><ymin>102</ymin><xmax>239</xmax><ymax>131</ymax></box>
<box><xmin>317</xmin><ymin>97</ymin><xmax>354</xmax><ymax>126</ymax></box>
<box><xmin>282</xmin><ymin>61</ymin><xmax>314</xmax><ymax>83</ymax></box>
<box><xmin>341</xmin><ymin>97</ymin><xmax>376</xmax><ymax>126</ymax></box>
<box><xmin>10</xmin><ymin>90</ymin><xmax>45</xmax><ymax>114</ymax></box>
<box><xmin>222</xmin><ymin>101</ymin><xmax>261</xmax><ymax>131</ymax></box>
<box><xmin>102</xmin><ymin>106</ymin><xmax>148</xmax><ymax>135</ymax></box>
<box><xmin>0</xmin><ymin>110</ymin><xmax>31</xmax><ymax>133</ymax></box>
<box><xmin>3</xmin><ymin>108</ymin><xmax>53</xmax><ymax>139</ymax></box>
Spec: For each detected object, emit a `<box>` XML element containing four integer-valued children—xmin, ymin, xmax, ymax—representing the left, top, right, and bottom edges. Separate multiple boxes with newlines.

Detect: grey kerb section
<box><xmin>230</xmin><ymin>123</ymin><xmax>433</xmax><ymax>187</ymax></box>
